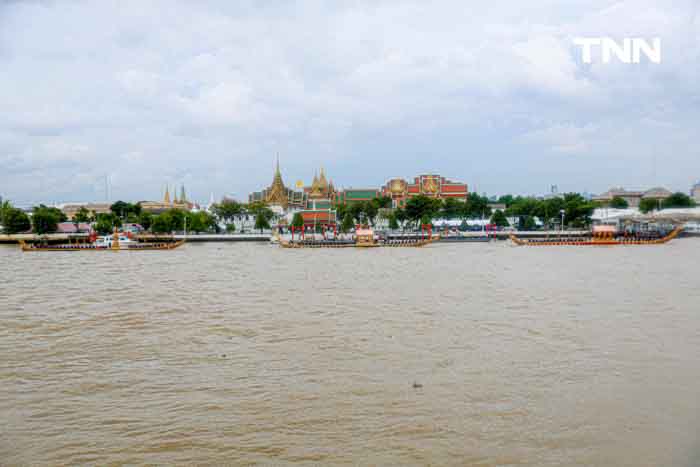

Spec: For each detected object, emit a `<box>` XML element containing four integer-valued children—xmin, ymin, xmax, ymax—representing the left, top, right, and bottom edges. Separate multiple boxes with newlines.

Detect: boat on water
<box><xmin>19</xmin><ymin>230</ymin><xmax>185</xmax><ymax>252</ymax></box>
<box><xmin>439</xmin><ymin>234</ymin><xmax>492</xmax><ymax>243</ymax></box>
<box><xmin>509</xmin><ymin>225</ymin><xmax>683</xmax><ymax>246</ymax></box>
<box><xmin>280</xmin><ymin>227</ymin><xmax>438</xmax><ymax>249</ymax></box>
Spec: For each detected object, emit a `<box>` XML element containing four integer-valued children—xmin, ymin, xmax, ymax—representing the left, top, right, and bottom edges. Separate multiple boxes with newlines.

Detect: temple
<box><xmin>299</xmin><ymin>168</ymin><xmax>337</xmax><ymax>227</ymax></box>
<box><xmin>248</xmin><ymin>163</ymin><xmax>469</xmax><ymax>227</ymax></box>
<box><xmin>248</xmin><ymin>158</ymin><xmax>304</xmax><ymax>213</ymax></box>
<box><xmin>141</xmin><ymin>184</ymin><xmax>192</xmax><ymax>213</ymax></box>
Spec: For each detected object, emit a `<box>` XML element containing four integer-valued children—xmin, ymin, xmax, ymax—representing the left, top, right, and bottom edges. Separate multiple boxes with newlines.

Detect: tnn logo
<box><xmin>573</xmin><ymin>38</ymin><xmax>661</xmax><ymax>64</ymax></box>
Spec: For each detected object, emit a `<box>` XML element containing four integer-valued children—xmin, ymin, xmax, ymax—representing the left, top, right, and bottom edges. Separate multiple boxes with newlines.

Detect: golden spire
<box><xmin>265</xmin><ymin>156</ymin><xmax>288</xmax><ymax>207</ymax></box>
<box><xmin>164</xmin><ymin>185</ymin><xmax>171</xmax><ymax>204</ymax></box>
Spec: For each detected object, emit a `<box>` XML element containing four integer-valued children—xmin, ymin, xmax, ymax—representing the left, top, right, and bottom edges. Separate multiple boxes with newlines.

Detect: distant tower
<box><xmin>164</xmin><ymin>185</ymin><xmax>171</xmax><ymax>204</ymax></box>
<box><xmin>180</xmin><ymin>185</ymin><xmax>187</xmax><ymax>204</ymax></box>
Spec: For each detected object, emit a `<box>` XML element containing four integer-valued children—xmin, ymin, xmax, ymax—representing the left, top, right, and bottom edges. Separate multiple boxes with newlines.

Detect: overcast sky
<box><xmin>1</xmin><ymin>0</ymin><xmax>699</xmax><ymax>205</ymax></box>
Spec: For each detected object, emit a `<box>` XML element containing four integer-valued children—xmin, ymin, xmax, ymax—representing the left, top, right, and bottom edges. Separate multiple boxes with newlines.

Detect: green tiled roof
<box><xmin>344</xmin><ymin>190</ymin><xmax>378</xmax><ymax>199</ymax></box>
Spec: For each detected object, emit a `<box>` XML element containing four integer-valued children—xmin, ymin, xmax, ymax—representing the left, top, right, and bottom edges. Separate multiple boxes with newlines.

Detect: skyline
<box><xmin>2</xmin><ymin>0</ymin><xmax>700</xmax><ymax>204</ymax></box>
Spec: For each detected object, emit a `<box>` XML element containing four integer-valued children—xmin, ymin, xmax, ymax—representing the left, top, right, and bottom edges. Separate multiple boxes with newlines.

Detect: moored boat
<box><xmin>509</xmin><ymin>225</ymin><xmax>682</xmax><ymax>246</ymax></box>
<box><xmin>19</xmin><ymin>230</ymin><xmax>185</xmax><ymax>251</ymax></box>
<box><xmin>280</xmin><ymin>227</ymin><xmax>439</xmax><ymax>249</ymax></box>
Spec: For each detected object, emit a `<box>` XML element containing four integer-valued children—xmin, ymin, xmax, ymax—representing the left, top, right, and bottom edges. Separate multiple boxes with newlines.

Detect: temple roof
<box><xmin>265</xmin><ymin>157</ymin><xmax>288</xmax><ymax>207</ymax></box>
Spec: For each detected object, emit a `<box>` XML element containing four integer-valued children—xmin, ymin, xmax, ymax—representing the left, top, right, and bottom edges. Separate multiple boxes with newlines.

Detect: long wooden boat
<box><xmin>19</xmin><ymin>239</ymin><xmax>186</xmax><ymax>252</ymax></box>
<box><xmin>509</xmin><ymin>226</ymin><xmax>682</xmax><ymax>246</ymax></box>
<box><xmin>280</xmin><ymin>237</ymin><xmax>438</xmax><ymax>248</ymax></box>
<box><xmin>280</xmin><ymin>227</ymin><xmax>439</xmax><ymax>249</ymax></box>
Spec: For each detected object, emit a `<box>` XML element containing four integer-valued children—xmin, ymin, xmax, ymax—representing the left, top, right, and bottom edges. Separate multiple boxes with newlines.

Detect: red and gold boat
<box><xmin>509</xmin><ymin>225</ymin><xmax>682</xmax><ymax>246</ymax></box>
<box><xmin>19</xmin><ymin>230</ymin><xmax>185</xmax><ymax>252</ymax></box>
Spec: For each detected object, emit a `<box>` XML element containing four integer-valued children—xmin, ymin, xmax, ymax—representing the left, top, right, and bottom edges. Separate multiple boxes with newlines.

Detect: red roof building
<box><xmin>381</xmin><ymin>174</ymin><xmax>468</xmax><ymax>207</ymax></box>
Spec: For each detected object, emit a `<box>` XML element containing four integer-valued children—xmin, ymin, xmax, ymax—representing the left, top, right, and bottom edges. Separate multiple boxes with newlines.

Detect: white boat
<box><xmin>95</xmin><ymin>234</ymin><xmax>134</xmax><ymax>248</ymax></box>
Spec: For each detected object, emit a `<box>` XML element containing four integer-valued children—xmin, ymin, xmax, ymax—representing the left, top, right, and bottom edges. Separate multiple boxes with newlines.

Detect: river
<box><xmin>1</xmin><ymin>240</ymin><xmax>699</xmax><ymax>466</ymax></box>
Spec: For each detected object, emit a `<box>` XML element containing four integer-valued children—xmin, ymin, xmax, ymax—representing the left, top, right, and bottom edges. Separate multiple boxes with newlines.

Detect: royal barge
<box><xmin>19</xmin><ymin>231</ymin><xmax>185</xmax><ymax>252</ymax></box>
<box><xmin>280</xmin><ymin>228</ymin><xmax>438</xmax><ymax>248</ymax></box>
<box><xmin>509</xmin><ymin>225</ymin><xmax>682</xmax><ymax>246</ymax></box>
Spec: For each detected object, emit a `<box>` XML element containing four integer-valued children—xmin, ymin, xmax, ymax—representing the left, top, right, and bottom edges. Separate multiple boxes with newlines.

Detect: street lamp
<box><xmin>560</xmin><ymin>209</ymin><xmax>565</xmax><ymax>231</ymax></box>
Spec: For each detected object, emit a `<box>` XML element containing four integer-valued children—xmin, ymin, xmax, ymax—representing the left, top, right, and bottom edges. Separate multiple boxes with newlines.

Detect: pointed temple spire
<box><xmin>180</xmin><ymin>184</ymin><xmax>187</xmax><ymax>204</ymax></box>
<box><xmin>164</xmin><ymin>185</ymin><xmax>171</xmax><ymax>204</ymax></box>
<box><xmin>266</xmin><ymin>156</ymin><xmax>288</xmax><ymax>208</ymax></box>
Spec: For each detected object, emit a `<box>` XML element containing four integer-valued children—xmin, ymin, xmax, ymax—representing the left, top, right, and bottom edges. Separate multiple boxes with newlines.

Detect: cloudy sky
<box><xmin>1</xmin><ymin>0</ymin><xmax>699</xmax><ymax>205</ymax></box>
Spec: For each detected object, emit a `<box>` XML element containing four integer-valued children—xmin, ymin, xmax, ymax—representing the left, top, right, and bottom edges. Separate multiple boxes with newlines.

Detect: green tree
<box><xmin>2</xmin><ymin>207</ymin><xmax>31</xmax><ymax>234</ymax></box>
<box><xmin>93</xmin><ymin>212</ymin><xmax>122</xmax><ymax>235</ymax></box>
<box><xmin>404</xmin><ymin>195</ymin><xmax>441</xmax><ymax>227</ymax></box>
<box><xmin>490</xmin><ymin>210</ymin><xmax>509</xmax><ymax>227</ymax></box>
<box><xmin>151</xmin><ymin>212</ymin><xmax>173</xmax><ymax>233</ymax></box>
<box><xmin>497</xmin><ymin>194</ymin><xmax>515</xmax><ymax>207</ymax></box>
<box><xmin>388</xmin><ymin>213</ymin><xmax>399</xmax><ymax>230</ymax></box>
<box><xmin>110</xmin><ymin>201</ymin><xmax>141</xmax><ymax>219</ymax></box>
<box><xmin>462</xmin><ymin>193</ymin><xmax>491</xmax><ymax>219</ymax></box>
<box><xmin>559</xmin><ymin>193</ymin><xmax>595</xmax><ymax>228</ymax></box>
<box><xmin>373</xmin><ymin>196</ymin><xmax>392</xmax><ymax>209</ymax></box>
<box><xmin>291</xmin><ymin>212</ymin><xmax>304</xmax><ymax>229</ymax></box>
<box><xmin>0</xmin><ymin>200</ymin><xmax>11</xmax><ymax>224</ymax></box>
<box><xmin>534</xmin><ymin>197</ymin><xmax>565</xmax><ymax>228</ymax></box>
<box><xmin>345</xmin><ymin>203</ymin><xmax>362</xmax><ymax>224</ymax></box>
<box><xmin>335</xmin><ymin>203</ymin><xmax>347</xmax><ymax>222</ymax></box>
<box><xmin>247</xmin><ymin>202</ymin><xmax>274</xmax><ymax>233</ymax></box>
<box><xmin>363</xmin><ymin>201</ymin><xmax>379</xmax><ymax>226</ymax></box>
<box><xmin>31</xmin><ymin>205</ymin><xmax>65</xmax><ymax>234</ymax></box>
<box><xmin>186</xmin><ymin>211</ymin><xmax>216</xmax><ymax>233</ymax></box>
<box><xmin>441</xmin><ymin>198</ymin><xmax>462</xmax><ymax>219</ymax></box>
<box><xmin>254</xmin><ymin>213</ymin><xmax>271</xmax><ymax>232</ymax></box>
<box><xmin>212</xmin><ymin>200</ymin><xmax>243</xmax><ymax>224</ymax></box>
<box><xmin>341</xmin><ymin>213</ymin><xmax>355</xmax><ymax>233</ymax></box>
<box><xmin>639</xmin><ymin>198</ymin><xmax>659</xmax><ymax>213</ymax></box>
<box><xmin>609</xmin><ymin>196</ymin><xmax>629</xmax><ymax>209</ymax></box>
<box><xmin>72</xmin><ymin>207</ymin><xmax>91</xmax><ymax>223</ymax></box>
<box><xmin>518</xmin><ymin>215</ymin><xmax>537</xmax><ymax>231</ymax></box>
<box><xmin>138</xmin><ymin>212</ymin><xmax>153</xmax><ymax>231</ymax></box>
<box><xmin>662</xmin><ymin>192</ymin><xmax>696</xmax><ymax>209</ymax></box>
<box><xmin>505</xmin><ymin>196</ymin><xmax>539</xmax><ymax>217</ymax></box>
<box><xmin>394</xmin><ymin>208</ymin><xmax>407</xmax><ymax>230</ymax></box>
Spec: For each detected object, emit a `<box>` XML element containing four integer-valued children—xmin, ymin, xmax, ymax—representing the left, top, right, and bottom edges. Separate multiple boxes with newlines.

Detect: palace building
<box><xmin>298</xmin><ymin>168</ymin><xmax>337</xmax><ymax>227</ymax></box>
<box><xmin>381</xmin><ymin>174</ymin><xmax>468</xmax><ymax>207</ymax></box>
<box><xmin>248</xmin><ymin>164</ymin><xmax>470</xmax><ymax>227</ymax></box>
<box><xmin>336</xmin><ymin>188</ymin><xmax>381</xmax><ymax>205</ymax></box>
<box><xmin>248</xmin><ymin>159</ymin><xmax>304</xmax><ymax>212</ymax></box>
<box><xmin>141</xmin><ymin>185</ymin><xmax>192</xmax><ymax>214</ymax></box>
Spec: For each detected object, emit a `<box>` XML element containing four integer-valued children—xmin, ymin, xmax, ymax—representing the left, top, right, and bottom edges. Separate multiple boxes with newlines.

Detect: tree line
<box><xmin>1</xmin><ymin>190</ymin><xmax>696</xmax><ymax>235</ymax></box>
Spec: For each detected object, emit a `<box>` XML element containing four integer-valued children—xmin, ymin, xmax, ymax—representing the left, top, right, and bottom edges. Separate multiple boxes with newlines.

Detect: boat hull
<box><xmin>280</xmin><ymin>238</ymin><xmax>438</xmax><ymax>248</ymax></box>
<box><xmin>19</xmin><ymin>240</ymin><xmax>186</xmax><ymax>251</ymax></box>
<box><xmin>509</xmin><ymin>227</ymin><xmax>682</xmax><ymax>246</ymax></box>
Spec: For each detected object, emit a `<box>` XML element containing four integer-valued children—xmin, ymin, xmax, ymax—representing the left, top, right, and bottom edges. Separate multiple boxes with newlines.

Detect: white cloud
<box><xmin>0</xmin><ymin>0</ymin><xmax>698</xmax><ymax>204</ymax></box>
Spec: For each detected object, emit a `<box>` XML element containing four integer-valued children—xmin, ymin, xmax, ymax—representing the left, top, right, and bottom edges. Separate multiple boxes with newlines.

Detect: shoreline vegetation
<box><xmin>1</xmin><ymin>192</ymin><xmax>696</xmax><ymax>237</ymax></box>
